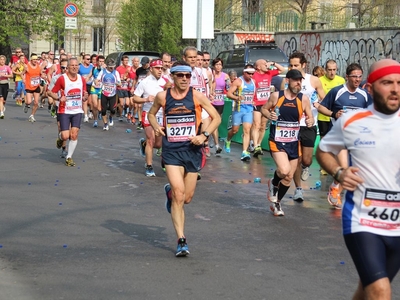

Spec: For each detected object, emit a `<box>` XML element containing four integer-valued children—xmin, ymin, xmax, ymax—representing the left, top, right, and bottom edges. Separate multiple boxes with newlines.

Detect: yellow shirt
<box><xmin>14</xmin><ymin>63</ymin><xmax>25</xmax><ymax>82</ymax></box>
<box><xmin>318</xmin><ymin>75</ymin><xmax>346</xmax><ymax>121</ymax></box>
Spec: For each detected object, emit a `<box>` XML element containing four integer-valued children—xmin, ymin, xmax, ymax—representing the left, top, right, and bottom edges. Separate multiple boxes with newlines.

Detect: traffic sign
<box><xmin>64</xmin><ymin>2</ymin><xmax>79</xmax><ymax>17</ymax></box>
<box><xmin>65</xmin><ymin>17</ymin><xmax>77</xmax><ymax>29</ymax></box>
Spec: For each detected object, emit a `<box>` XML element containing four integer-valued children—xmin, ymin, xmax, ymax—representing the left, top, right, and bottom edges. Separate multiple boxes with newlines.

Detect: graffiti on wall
<box><xmin>281</xmin><ymin>31</ymin><xmax>400</xmax><ymax>76</ymax></box>
<box><xmin>234</xmin><ymin>33</ymin><xmax>274</xmax><ymax>44</ymax></box>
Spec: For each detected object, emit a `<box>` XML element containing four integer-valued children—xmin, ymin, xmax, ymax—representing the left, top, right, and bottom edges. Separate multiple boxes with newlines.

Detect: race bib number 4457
<box><xmin>360</xmin><ymin>188</ymin><xmax>400</xmax><ymax>230</ymax></box>
<box><xmin>166</xmin><ymin>115</ymin><xmax>196</xmax><ymax>142</ymax></box>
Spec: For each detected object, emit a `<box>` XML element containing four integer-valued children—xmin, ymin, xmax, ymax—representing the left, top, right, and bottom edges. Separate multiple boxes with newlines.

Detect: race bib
<box><xmin>360</xmin><ymin>188</ymin><xmax>400</xmax><ymax>230</ymax></box>
<box><xmin>274</xmin><ymin>121</ymin><xmax>300</xmax><ymax>142</ymax></box>
<box><xmin>194</xmin><ymin>86</ymin><xmax>206</xmax><ymax>96</ymax></box>
<box><xmin>166</xmin><ymin>115</ymin><xmax>196</xmax><ymax>142</ymax></box>
<box><xmin>31</xmin><ymin>76</ymin><xmax>40</xmax><ymax>86</ymax></box>
<box><xmin>65</xmin><ymin>95</ymin><xmax>82</xmax><ymax>112</ymax></box>
<box><xmin>121</xmin><ymin>81</ymin><xmax>129</xmax><ymax>89</ymax></box>
<box><xmin>256</xmin><ymin>87</ymin><xmax>270</xmax><ymax>101</ymax></box>
<box><xmin>103</xmin><ymin>83</ymin><xmax>115</xmax><ymax>95</ymax></box>
<box><xmin>242</xmin><ymin>92</ymin><xmax>253</xmax><ymax>104</ymax></box>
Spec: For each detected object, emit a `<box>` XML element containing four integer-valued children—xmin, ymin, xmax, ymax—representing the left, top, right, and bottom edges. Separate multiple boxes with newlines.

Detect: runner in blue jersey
<box><xmin>318</xmin><ymin>63</ymin><xmax>372</xmax><ymax>209</ymax></box>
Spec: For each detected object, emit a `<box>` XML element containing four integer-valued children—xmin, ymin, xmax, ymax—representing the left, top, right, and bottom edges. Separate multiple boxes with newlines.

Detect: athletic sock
<box><xmin>67</xmin><ymin>140</ymin><xmax>78</xmax><ymax>159</ymax></box>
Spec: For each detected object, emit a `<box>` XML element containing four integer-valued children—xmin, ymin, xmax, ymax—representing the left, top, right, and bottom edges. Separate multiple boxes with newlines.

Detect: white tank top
<box><xmin>300</xmin><ymin>73</ymin><xmax>318</xmax><ymax>126</ymax></box>
<box><xmin>63</xmin><ymin>74</ymin><xmax>84</xmax><ymax>114</ymax></box>
<box><xmin>190</xmin><ymin>67</ymin><xmax>208</xmax><ymax>97</ymax></box>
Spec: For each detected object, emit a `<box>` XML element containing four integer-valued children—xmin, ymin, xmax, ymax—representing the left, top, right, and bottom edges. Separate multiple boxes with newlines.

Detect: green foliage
<box><xmin>117</xmin><ymin>0</ymin><xmax>184</xmax><ymax>54</ymax></box>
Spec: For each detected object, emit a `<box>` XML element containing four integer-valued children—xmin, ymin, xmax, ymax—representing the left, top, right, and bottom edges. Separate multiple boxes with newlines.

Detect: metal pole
<box><xmin>69</xmin><ymin>30</ymin><xmax>72</xmax><ymax>54</ymax></box>
<box><xmin>196</xmin><ymin>0</ymin><xmax>202</xmax><ymax>50</ymax></box>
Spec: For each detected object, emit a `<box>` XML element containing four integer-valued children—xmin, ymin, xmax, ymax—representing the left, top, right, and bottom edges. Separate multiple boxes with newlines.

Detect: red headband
<box><xmin>150</xmin><ymin>59</ymin><xmax>163</xmax><ymax>67</ymax></box>
<box><xmin>367</xmin><ymin>65</ymin><xmax>400</xmax><ymax>83</ymax></box>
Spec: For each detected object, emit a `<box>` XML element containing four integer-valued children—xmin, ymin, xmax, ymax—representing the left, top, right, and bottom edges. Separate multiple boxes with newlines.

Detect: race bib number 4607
<box><xmin>166</xmin><ymin>115</ymin><xmax>196</xmax><ymax>142</ymax></box>
<box><xmin>360</xmin><ymin>188</ymin><xmax>400</xmax><ymax>230</ymax></box>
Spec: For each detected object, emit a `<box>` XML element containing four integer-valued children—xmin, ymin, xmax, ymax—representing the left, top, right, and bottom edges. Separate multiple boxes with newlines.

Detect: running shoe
<box><xmin>83</xmin><ymin>115</ymin><xmax>89</xmax><ymax>123</ymax></box>
<box><xmin>248</xmin><ymin>141</ymin><xmax>255</xmax><ymax>153</ymax></box>
<box><xmin>119</xmin><ymin>116</ymin><xmax>123</xmax><ymax>122</ymax></box>
<box><xmin>197</xmin><ymin>173</ymin><xmax>202</xmax><ymax>180</ymax></box>
<box><xmin>50</xmin><ymin>106</ymin><xmax>56</xmax><ymax>117</ymax></box>
<box><xmin>224</xmin><ymin>140</ymin><xmax>231</xmax><ymax>153</ymax></box>
<box><xmin>267</xmin><ymin>178</ymin><xmax>278</xmax><ymax>202</ymax></box>
<box><xmin>270</xmin><ymin>202</ymin><xmax>284</xmax><ymax>216</ymax></box>
<box><xmin>145</xmin><ymin>165</ymin><xmax>156</xmax><ymax>177</ymax></box>
<box><xmin>240</xmin><ymin>151</ymin><xmax>251</xmax><ymax>161</ymax></box>
<box><xmin>156</xmin><ymin>147</ymin><xmax>162</xmax><ymax>157</ymax></box>
<box><xmin>137</xmin><ymin>122</ymin><xmax>143</xmax><ymax>130</ymax></box>
<box><xmin>293</xmin><ymin>188</ymin><xmax>304</xmax><ymax>202</ymax></box>
<box><xmin>88</xmin><ymin>112</ymin><xmax>93</xmax><ymax>119</ymax></box>
<box><xmin>23</xmin><ymin>104</ymin><xmax>29</xmax><ymax>113</ymax></box>
<box><xmin>176</xmin><ymin>237</ymin><xmax>190</xmax><ymax>257</ymax></box>
<box><xmin>60</xmin><ymin>149</ymin><xmax>68</xmax><ymax>158</ymax></box>
<box><xmin>103</xmin><ymin>123</ymin><xmax>109</xmax><ymax>131</ymax></box>
<box><xmin>253</xmin><ymin>146</ymin><xmax>263</xmax><ymax>158</ymax></box>
<box><xmin>139</xmin><ymin>138</ymin><xmax>146</xmax><ymax>157</ymax></box>
<box><xmin>93</xmin><ymin>120</ymin><xmax>98</xmax><ymax>128</ymax></box>
<box><xmin>164</xmin><ymin>183</ymin><xmax>172</xmax><ymax>214</ymax></box>
<box><xmin>328</xmin><ymin>183</ymin><xmax>342</xmax><ymax>209</ymax></box>
<box><xmin>301</xmin><ymin>166</ymin><xmax>310</xmax><ymax>181</ymax></box>
<box><xmin>127</xmin><ymin>112</ymin><xmax>131</xmax><ymax>121</ymax></box>
<box><xmin>109</xmin><ymin>117</ymin><xmax>114</xmax><ymax>126</ymax></box>
<box><xmin>65</xmin><ymin>157</ymin><xmax>75</xmax><ymax>167</ymax></box>
<box><xmin>56</xmin><ymin>138</ymin><xmax>63</xmax><ymax>149</ymax></box>
<box><xmin>28</xmin><ymin>115</ymin><xmax>36</xmax><ymax>122</ymax></box>
<box><xmin>0</xmin><ymin>111</ymin><xmax>4</xmax><ymax>119</ymax></box>
<box><xmin>131</xmin><ymin>116</ymin><xmax>136</xmax><ymax>125</ymax></box>
<box><xmin>320</xmin><ymin>169</ymin><xmax>328</xmax><ymax>175</ymax></box>
<box><xmin>215</xmin><ymin>145</ymin><xmax>222</xmax><ymax>155</ymax></box>
<box><xmin>204</xmin><ymin>145</ymin><xmax>211</xmax><ymax>157</ymax></box>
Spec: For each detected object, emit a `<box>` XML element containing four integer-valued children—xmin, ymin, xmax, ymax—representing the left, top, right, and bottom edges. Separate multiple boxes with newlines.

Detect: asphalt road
<box><xmin>0</xmin><ymin>93</ymin><xmax>399</xmax><ymax>300</ymax></box>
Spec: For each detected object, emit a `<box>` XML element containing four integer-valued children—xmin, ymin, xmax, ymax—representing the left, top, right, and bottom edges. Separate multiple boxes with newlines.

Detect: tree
<box><xmin>116</xmin><ymin>0</ymin><xmax>184</xmax><ymax>55</ymax></box>
<box><xmin>0</xmin><ymin>0</ymin><xmax>66</xmax><ymax>58</ymax></box>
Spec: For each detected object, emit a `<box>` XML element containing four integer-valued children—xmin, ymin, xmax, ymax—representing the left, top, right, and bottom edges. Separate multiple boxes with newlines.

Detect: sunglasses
<box><xmin>202</xmin><ymin>59</ymin><xmax>210</xmax><ymax>61</ymax></box>
<box><xmin>174</xmin><ymin>73</ymin><xmax>191</xmax><ymax>79</ymax></box>
<box><xmin>245</xmin><ymin>72</ymin><xmax>254</xmax><ymax>75</ymax></box>
<box><xmin>61</xmin><ymin>66</ymin><xmax>67</xmax><ymax>69</ymax></box>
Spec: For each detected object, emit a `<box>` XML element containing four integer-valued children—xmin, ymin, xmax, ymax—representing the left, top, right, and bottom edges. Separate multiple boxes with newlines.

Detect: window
<box><xmin>93</xmin><ymin>0</ymin><xmax>104</xmax><ymax>7</ymax></box>
<box><xmin>93</xmin><ymin>27</ymin><xmax>104</xmax><ymax>52</ymax></box>
<box><xmin>231</xmin><ymin>49</ymin><xmax>245</xmax><ymax>64</ymax></box>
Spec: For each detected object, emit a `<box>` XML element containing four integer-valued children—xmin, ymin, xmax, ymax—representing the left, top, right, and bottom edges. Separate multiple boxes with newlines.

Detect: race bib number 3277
<box><xmin>166</xmin><ymin>115</ymin><xmax>196</xmax><ymax>142</ymax></box>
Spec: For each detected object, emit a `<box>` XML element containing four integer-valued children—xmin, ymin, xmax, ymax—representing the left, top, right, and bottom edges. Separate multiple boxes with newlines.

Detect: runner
<box><xmin>134</xmin><ymin>56</ymin><xmax>150</xmax><ymax>130</ymax></box>
<box><xmin>225</xmin><ymin>64</ymin><xmax>256</xmax><ymax>161</ymax></box>
<box><xmin>48</xmin><ymin>58</ymin><xmax>88</xmax><ymax>166</ymax></box>
<box><xmin>116</xmin><ymin>55</ymin><xmax>132</xmax><ymax>122</ymax></box>
<box><xmin>317</xmin><ymin>63</ymin><xmax>372</xmax><ymax>209</ymax></box>
<box><xmin>90</xmin><ymin>55</ymin><xmax>106</xmax><ymax>128</ymax></box>
<box><xmin>23</xmin><ymin>53</ymin><xmax>43</xmax><ymax>122</ymax></box>
<box><xmin>0</xmin><ymin>55</ymin><xmax>13</xmax><ymax>118</ymax></box>
<box><xmin>95</xmin><ymin>59</ymin><xmax>121</xmax><ymax>131</ymax></box>
<box><xmin>47</xmin><ymin>59</ymin><xmax>69</xmax><ymax>158</ymax></box>
<box><xmin>211</xmin><ymin>57</ymin><xmax>229</xmax><ymax>154</ymax></box>
<box><xmin>318</xmin><ymin>59</ymin><xmax>345</xmax><ymax>175</ymax></box>
<box><xmin>316</xmin><ymin>58</ymin><xmax>400</xmax><ymax>300</ymax></box>
<box><xmin>147</xmin><ymin>61</ymin><xmax>221</xmax><ymax>256</ymax></box>
<box><xmin>133</xmin><ymin>59</ymin><xmax>166</xmax><ymax>177</ymax></box>
<box><xmin>251</xmin><ymin>59</ymin><xmax>284</xmax><ymax>158</ymax></box>
<box><xmin>286</xmin><ymin>52</ymin><xmax>325</xmax><ymax>202</ymax></box>
<box><xmin>261</xmin><ymin>69</ymin><xmax>314</xmax><ymax>216</ymax></box>
<box><xmin>78</xmin><ymin>54</ymin><xmax>93</xmax><ymax>123</ymax></box>
<box><xmin>12</xmin><ymin>53</ymin><xmax>26</xmax><ymax>106</ymax></box>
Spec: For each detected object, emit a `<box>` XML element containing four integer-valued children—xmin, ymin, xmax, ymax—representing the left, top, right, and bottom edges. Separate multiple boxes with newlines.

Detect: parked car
<box><xmin>216</xmin><ymin>43</ymin><xmax>289</xmax><ymax>76</ymax></box>
<box><xmin>106</xmin><ymin>51</ymin><xmax>160</xmax><ymax>67</ymax></box>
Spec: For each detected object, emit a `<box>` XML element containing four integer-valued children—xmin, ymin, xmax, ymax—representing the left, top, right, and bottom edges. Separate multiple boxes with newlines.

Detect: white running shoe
<box><xmin>301</xmin><ymin>166</ymin><xmax>310</xmax><ymax>181</ymax></box>
<box><xmin>270</xmin><ymin>202</ymin><xmax>284</xmax><ymax>216</ymax></box>
<box><xmin>83</xmin><ymin>115</ymin><xmax>89</xmax><ymax>123</ymax></box>
<box><xmin>293</xmin><ymin>188</ymin><xmax>304</xmax><ymax>202</ymax></box>
<box><xmin>28</xmin><ymin>115</ymin><xmax>36</xmax><ymax>122</ymax></box>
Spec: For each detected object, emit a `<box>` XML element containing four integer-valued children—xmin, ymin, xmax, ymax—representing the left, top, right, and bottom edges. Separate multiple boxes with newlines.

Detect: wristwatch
<box><xmin>202</xmin><ymin>131</ymin><xmax>210</xmax><ymax>139</ymax></box>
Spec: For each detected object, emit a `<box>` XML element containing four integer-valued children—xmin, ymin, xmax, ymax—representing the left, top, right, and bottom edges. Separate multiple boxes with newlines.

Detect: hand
<box><xmin>305</xmin><ymin>116</ymin><xmax>314</xmax><ymax>127</ymax></box>
<box><xmin>335</xmin><ymin>110</ymin><xmax>345</xmax><ymax>119</ymax></box>
<box><xmin>188</xmin><ymin>134</ymin><xmax>207</xmax><ymax>146</ymax></box>
<box><xmin>270</xmin><ymin>111</ymin><xmax>278</xmax><ymax>121</ymax></box>
<box><xmin>147</xmin><ymin>95</ymin><xmax>155</xmax><ymax>103</ymax></box>
<box><xmin>339</xmin><ymin>167</ymin><xmax>364</xmax><ymax>191</ymax></box>
<box><xmin>154</xmin><ymin>126</ymin><xmax>165</xmax><ymax>137</ymax></box>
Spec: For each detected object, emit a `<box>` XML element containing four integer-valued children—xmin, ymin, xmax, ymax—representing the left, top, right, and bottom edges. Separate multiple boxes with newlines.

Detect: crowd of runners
<box><xmin>1</xmin><ymin>44</ymin><xmax>400</xmax><ymax>299</ymax></box>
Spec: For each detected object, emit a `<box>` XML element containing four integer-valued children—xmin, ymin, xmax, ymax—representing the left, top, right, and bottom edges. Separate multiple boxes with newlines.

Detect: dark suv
<box><xmin>216</xmin><ymin>43</ymin><xmax>289</xmax><ymax>76</ymax></box>
<box><xmin>106</xmin><ymin>51</ymin><xmax>160</xmax><ymax>67</ymax></box>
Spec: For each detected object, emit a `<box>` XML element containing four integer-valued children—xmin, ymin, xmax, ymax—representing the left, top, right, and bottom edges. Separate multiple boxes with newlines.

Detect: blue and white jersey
<box><xmin>321</xmin><ymin>84</ymin><xmax>372</xmax><ymax>121</ymax></box>
<box><xmin>237</xmin><ymin>76</ymin><xmax>255</xmax><ymax>113</ymax></box>
<box><xmin>319</xmin><ymin>106</ymin><xmax>400</xmax><ymax>236</ymax></box>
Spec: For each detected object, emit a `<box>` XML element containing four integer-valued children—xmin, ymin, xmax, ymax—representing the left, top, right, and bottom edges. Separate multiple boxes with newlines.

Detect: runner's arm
<box><xmin>148</xmin><ymin>91</ymin><xmax>166</xmax><ymax>136</ymax></box>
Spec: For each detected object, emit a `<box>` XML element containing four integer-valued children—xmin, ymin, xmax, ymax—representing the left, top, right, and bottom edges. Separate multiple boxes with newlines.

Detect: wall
<box><xmin>275</xmin><ymin>28</ymin><xmax>400</xmax><ymax>77</ymax></box>
<box><xmin>203</xmin><ymin>28</ymin><xmax>400</xmax><ymax>78</ymax></box>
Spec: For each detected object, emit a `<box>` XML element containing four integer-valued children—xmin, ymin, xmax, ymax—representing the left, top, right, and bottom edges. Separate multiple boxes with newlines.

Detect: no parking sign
<box><xmin>64</xmin><ymin>2</ymin><xmax>79</xmax><ymax>17</ymax></box>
